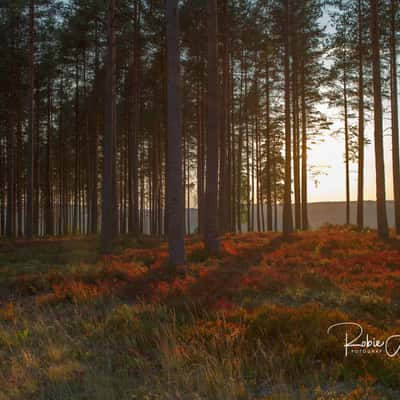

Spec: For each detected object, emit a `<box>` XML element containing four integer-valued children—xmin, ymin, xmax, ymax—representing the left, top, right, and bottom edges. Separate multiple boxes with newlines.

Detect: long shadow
<box><xmin>118</xmin><ymin>233</ymin><xmax>292</xmax><ymax>308</ymax></box>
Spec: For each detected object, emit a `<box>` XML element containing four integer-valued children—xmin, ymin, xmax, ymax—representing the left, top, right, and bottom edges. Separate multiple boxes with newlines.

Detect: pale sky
<box><xmin>307</xmin><ymin>104</ymin><xmax>397</xmax><ymax>203</ymax></box>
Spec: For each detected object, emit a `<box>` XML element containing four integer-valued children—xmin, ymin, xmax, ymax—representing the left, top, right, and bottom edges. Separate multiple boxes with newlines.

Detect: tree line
<box><xmin>0</xmin><ymin>0</ymin><xmax>398</xmax><ymax>262</ymax></box>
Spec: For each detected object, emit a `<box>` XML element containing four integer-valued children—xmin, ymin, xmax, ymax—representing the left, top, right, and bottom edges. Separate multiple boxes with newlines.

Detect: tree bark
<box><xmin>265</xmin><ymin>61</ymin><xmax>273</xmax><ymax>231</ymax></box>
<box><xmin>292</xmin><ymin>37</ymin><xmax>301</xmax><ymax>231</ymax></box>
<box><xmin>166</xmin><ymin>0</ymin><xmax>185</xmax><ymax>265</ymax></box>
<box><xmin>300</xmin><ymin>57</ymin><xmax>308</xmax><ymax>230</ymax></box>
<box><xmin>343</xmin><ymin>69</ymin><xmax>350</xmax><ymax>225</ymax></box>
<box><xmin>357</xmin><ymin>0</ymin><xmax>365</xmax><ymax>229</ymax></box>
<box><xmin>390</xmin><ymin>0</ymin><xmax>400</xmax><ymax>234</ymax></box>
<box><xmin>282</xmin><ymin>0</ymin><xmax>293</xmax><ymax>235</ymax></box>
<box><xmin>205</xmin><ymin>0</ymin><xmax>220</xmax><ymax>253</ymax></box>
<box><xmin>101</xmin><ymin>0</ymin><xmax>118</xmax><ymax>252</ymax></box>
<box><xmin>26</xmin><ymin>0</ymin><xmax>35</xmax><ymax>239</ymax></box>
<box><xmin>45</xmin><ymin>76</ymin><xmax>53</xmax><ymax>236</ymax></box>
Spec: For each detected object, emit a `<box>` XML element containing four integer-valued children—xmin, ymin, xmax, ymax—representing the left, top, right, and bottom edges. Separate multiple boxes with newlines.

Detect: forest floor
<box><xmin>1</xmin><ymin>226</ymin><xmax>400</xmax><ymax>399</ymax></box>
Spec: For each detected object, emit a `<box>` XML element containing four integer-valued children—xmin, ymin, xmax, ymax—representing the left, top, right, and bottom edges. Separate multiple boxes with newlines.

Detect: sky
<box><xmin>307</xmin><ymin>115</ymin><xmax>396</xmax><ymax>203</ymax></box>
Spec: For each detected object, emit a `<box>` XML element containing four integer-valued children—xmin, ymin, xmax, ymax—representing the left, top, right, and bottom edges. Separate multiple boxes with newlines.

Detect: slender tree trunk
<box><xmin>26</xmin><ymin>0</ymin><xmax>35</xmax><ymax>239</ymax></box>
<box><xmin>343</xmin><ymin>70</ymin><xmax>350</xmax><ymax>225</ymax></box>
<box><xmin>130</xmin><ymin>0</ymin><xmax>140</xmax><ymax>235</ymax></box>
<box><xmin>17</xmin><ymin>111</ymin><xmax>23</xmax><ymax>237</ymax></box>
<box><xmin>292</xmin><ymin>42</ymin><xmax>301</xmax><ymax>231</ymax></box>
<box><xmin>166</xmin><ymin>0</ymin><xmax>185</xmax><ymax>265</ymax></box>
<box><xmin>58</xmin><ymin>75</ymin><xmax>64</xmax><ymax>235</ymax></box>
<box><xmin>205</xmin><ymin>0</ymin><xmax>220</xmax><ymax>253</ymax></box>
<box><xmin>91</xmin><ymin>17</ymin><xmax>100</xmax><ymax>235</ymax></box>
<box><xmin>218</xmin><ymin>0</ymin><xmax>229</xmax><ymax>233</ymax></box>
<box><xmin>6</xmin><ymin>107</ymin><xmax>15</xmax><ymax>238</ymax></box>
<box><xmin>245</xmin><ymin>57</ymin><xmax>251</xmax><ymax>232</ymax></box>
<box><xmin>229</xmin><ymin>51</ymin><xmax>235</xmax><ymax>232</ymax></box>
<box><xmin>282</xmin><ymin>0</ymin><xmax>293</xmax><ymax>235</ymax></box>
<box><xmin>255</xmin><ymin>85</ymin><xmax>262</xmax><ymax>231</ymax></box>
<box><xmin>196</xmin><ymin>75</ymin><xmax>205</xmax><ymax>235</ymax></box>
<box><xmin>73</xmin><ymin>57</ymin><xmax>80</xmax><ymax>234</ymax></box>
<box><xmin>357</xmin><ymin>0</ymin><xmax>365</xmax><ymax>229</ymax></box>
<box><xmin>273</xmin><ymin>136</ymin><xmax>278</xmax><ymax>232</ymax></box>
<box><xmin>370</xmin><ymin>0</ymin><xmax>389</xmax><ymax>239</ymax></box>
<box><xmin>45</xmin><ymin>77</ymin><xmax>54</xmax><ymax>236</ymax></box>
<box><xmin>83</xmin><ymin>49</ymin><xmax>90</xmax><ymax>235</ymax></box>
<box><xmin>237</xmin><ymin>49</ymin><xmax>244</xmax><ymax>233</ymax></box>
<box><xmin>300</xmin><ymin>57</ymin><xmax>308</xmax><ymax>230</ymax></box>
<box><xmin>33</xmin><ymin>71</ymin><xmax>40</xmax><ymax>236</ymax></box>
<box><xmin>265</xmin><ymin>61</ymin><xmax>273</xmax><ymax>231</ymax></box>
<box><xmin>390</xmin><ymin>0</ymin><xmax>400</xmax><ymax>235</ymax></box>
<box><xmin>101</xmin><ymin>0</ymin><xmax>118</xmax><ymax>252</ymax></box>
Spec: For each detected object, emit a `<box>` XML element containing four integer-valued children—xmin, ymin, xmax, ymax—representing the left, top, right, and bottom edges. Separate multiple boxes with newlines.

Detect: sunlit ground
<box><xmin>1</xmin><ymin>227</ymin><xmax>400</xmax><ymax>399</ymax></box>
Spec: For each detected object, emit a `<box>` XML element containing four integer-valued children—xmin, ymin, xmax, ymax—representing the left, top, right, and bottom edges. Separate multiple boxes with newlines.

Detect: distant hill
<box><xmin>182</xmin><ymin>201</ymin><xmax>396</xmax><ymax>233</ymax></box>
<box><xmin>303</xmin><ymin>200</ymin><xmax>395</xmax><ymax>230</ymax></box>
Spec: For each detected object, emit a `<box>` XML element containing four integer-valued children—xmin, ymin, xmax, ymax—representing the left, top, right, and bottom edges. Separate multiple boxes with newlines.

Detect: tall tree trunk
<box><xmin>17</xmin><ymin>110</ymin><xmax>23</xmax><ymax>237</ymax></box>
<box><xmin>229</xmin><ymin>51</ymin><xmax>235</xmax><ymax>232</ymax></box>
<box><xmin>129</xmin><ymin>0</ymin><xmax>140</xmax><ymax>236</ymax></box>
<box><xmin>300</xmin><ymin>57</ymin><xmax>308</xmax><ymax>230</ymax></box>
<box><xmin>292</xmin><ymin>39</ymin><xmax>301</xmax><ymax>231</ymax></box>
<box><xmin>45</xmin><ymin>77</ymin><xmax>53</xmax><ymax>236</ymax></box>
<box><xmin>73</xmin><ymin>57</ymin><xmax>80</xmax><ymax>235</ymax></box>
<box><xmin>26</xmin><ymin>0</ymin><xmax>35</xmax><ymax>239</ymax></box>
<box><xmin>91</xmin><ymin>17</ymin><xmax>100</xmax><ymax>235</ymax></box>
<box><xmin>390</xmin><ymin>0</ymin><xmax>400</xmax><ymax>235</ymax></box>
<box><xmin>370</xmin><ymin>0</ymin><xmax>389</xmax><ymax>239</ymax></box>
<box><xmin>357</xmin><ymin>0</ymin><xmax>365</xmax><ymax>229</ymax></box>
<box><xmin>6</xmin><ymin>107</ymin><xmax>15</xmax><ymax>238</ymax></box>
<box><xmin>101</xmin><ymin>0</ymin><xmax>118</xmax><ymax>252</ymax></box>
<box><xmin>255</xmin><ymin>84</ymin><xmax>262</xmax><ymax>231</ymax></box>
<box><xmin>218</xmin><ymin>0</ymin><xmax>229</xmax><ymax>233</ymax></box>
<box><xmin>237</xmin><ymin>49</ymin><xmax>244</xmax><ymax>233</ymax></box>
<box><xmin>343</xmin><ymin>70</ymin><xmax>350</xmax><ymax>225</ymax></box>
<box><xmin>166</xmin><ymin>0</ymin><xmax>185</xmax><ymax>265</ymax></box>
<box><xmin>273</xmin><ymin>134</ymin><xmax>278</xmax><ymax>232</ymax></box>
<box><xmin>83</xmin><ymin>49</ymin><xmax>90</xmax><ymax>235</ymax></box>
<box><xmin>205</xmin><ymin>0</ymin><xmax>220</xmax><ymax>253</ymax></box>
<box><xmin>282</xmin><ymin>0</ymin><xmax>293</xmax><ymax>235</ymax></box>
<box><xmin>196</xmin><ymin>75</ymin><xmax>205</xmax><ymax>235</ymax></box>
<box><xmin>58</xmin><ymin>75</ymin><xmax>64</xmax><ymax>235</ymax></box>
<box><xmin>245</xmin><ymin>57</ymin><xmax>251</xmax><ymax>232</ymax></box>
<box><xmin>265</xmin><ymin>61</ymin><xmax>273</xmax><ymax>231</ymax></box>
